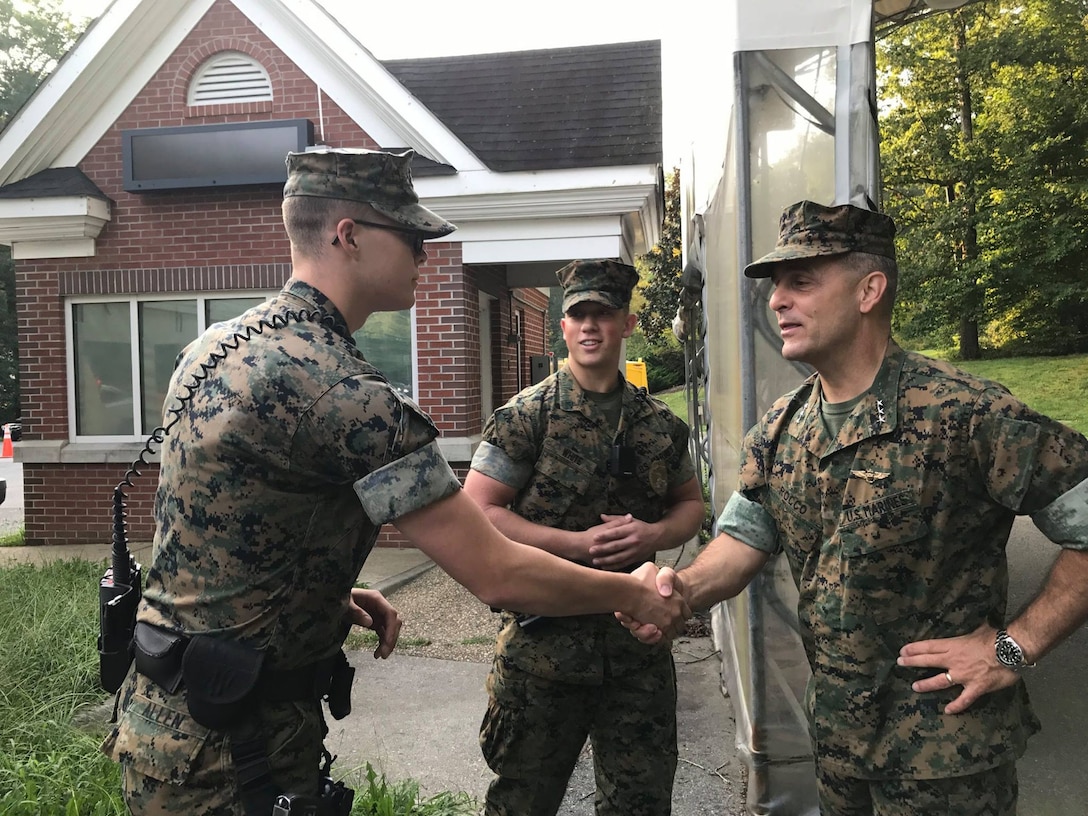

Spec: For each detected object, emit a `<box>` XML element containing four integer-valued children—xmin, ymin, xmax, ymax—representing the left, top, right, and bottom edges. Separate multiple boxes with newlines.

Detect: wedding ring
<box><xmin>944</xmin><ymin>671</ymin><xmax>954</xmax><ymax>686</ymax></box>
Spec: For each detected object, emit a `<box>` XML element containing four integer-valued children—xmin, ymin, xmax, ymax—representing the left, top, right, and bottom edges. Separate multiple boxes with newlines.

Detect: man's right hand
<box><xmin>622</xmin><ymin>563</ymin><xmax>689</xmax><ymax>643</ymax></box>
<box><xmin>618</xmin><ymin>566</ymin><xmax>685</xmax><ymax>644</ymax></box>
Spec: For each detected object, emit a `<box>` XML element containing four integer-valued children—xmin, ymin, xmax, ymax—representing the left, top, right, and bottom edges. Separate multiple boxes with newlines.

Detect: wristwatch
<box><xmin>995</xmin><ymin>628</ymin><xmax>1035</xmax><ymax>669</ymax></box>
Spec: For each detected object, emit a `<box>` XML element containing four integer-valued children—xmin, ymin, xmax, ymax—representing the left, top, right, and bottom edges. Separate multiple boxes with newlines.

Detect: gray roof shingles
<box><xmin>0</xmin><ymin>166</ymin><xmax>110</xmax><ymax>200</ymax></box>
<box><xmin>383</xmin><ymin>40</ymin><xmax>663</xmax><ymax>172</ymax></box>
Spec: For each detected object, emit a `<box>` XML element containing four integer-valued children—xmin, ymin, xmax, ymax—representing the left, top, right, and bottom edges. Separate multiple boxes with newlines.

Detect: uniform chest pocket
<box><xmin>516</xmin><ymin>437</ymin><xmax>601</xmax><ymax>523</ymax></box>
<box><xmin>537</xmin><ymin>436</ymin><xmax>598</xmax><ymax>482</ymax></box>
<box><xmin>838</xmin><ymin>489</ymin><xmax>930</xmax><ymax>624</ymax></box>
<box><xmin>767</xmin><ymin>487</ymin><xmax>822</xmax><ymax>555</ymax></box>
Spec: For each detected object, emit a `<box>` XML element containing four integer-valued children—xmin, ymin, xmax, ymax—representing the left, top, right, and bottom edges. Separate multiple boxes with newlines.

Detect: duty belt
<box><xmin>133</xmin><ymin>620</ymin><xmax>345</xmax><ymax>703</ymax></box>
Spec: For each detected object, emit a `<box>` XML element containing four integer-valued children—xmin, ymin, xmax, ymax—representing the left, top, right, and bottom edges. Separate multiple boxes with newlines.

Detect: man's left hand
<box><xmin>348</xmin><ymin>588</ymin><xmax>403</xmax><ymax>659</ymax></box>
<box><xmin>897</xmin><ymin>623</ymin><xmax>1020</xmax><ymax>714</ymax></box>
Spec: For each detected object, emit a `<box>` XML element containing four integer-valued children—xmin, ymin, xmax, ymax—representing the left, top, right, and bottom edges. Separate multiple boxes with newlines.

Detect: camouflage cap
<box><xmin>744</xmin><ymin>200</ymin><xmax>896</xmax><ymax>278</ymax></box>
<box><xmin>556</xmin><ymin>259</ymin><xmax>639</xmax><ymax>312</ymax></box>
<box><xmin>283</xmin><ymin>148</ymin><xmax>455</xmax><ymax>239</ymax></box>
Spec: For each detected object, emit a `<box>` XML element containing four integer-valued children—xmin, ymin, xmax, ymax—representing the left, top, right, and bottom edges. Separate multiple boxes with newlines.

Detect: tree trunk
<box><xmin>959</xmin><ymin>315</ymin><xmax>981</xmax><ymax>360</ymax></box>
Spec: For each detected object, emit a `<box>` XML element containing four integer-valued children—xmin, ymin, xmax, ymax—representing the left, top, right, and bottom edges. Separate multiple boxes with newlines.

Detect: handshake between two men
<box><xmin>616</xmin><ymin>531</ymin><xmax>775</xmax><ymax>644</ymax></box>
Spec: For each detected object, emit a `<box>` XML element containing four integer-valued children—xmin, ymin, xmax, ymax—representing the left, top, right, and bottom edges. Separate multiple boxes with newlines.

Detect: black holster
<box><xmin>183</xmin><ymin>635</ymin><xmax>265</xmax><ymax>730</ymax></box>
<box><xmin>324</xmin><ymin>650</ymin><xmax>354</xmax><ymax>721</ymax></box>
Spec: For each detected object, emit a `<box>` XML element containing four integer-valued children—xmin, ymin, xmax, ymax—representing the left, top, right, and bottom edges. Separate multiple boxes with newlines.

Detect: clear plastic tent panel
<box><xmin>689</xmin><ymin>35</ymin><xmax>874</xmax><ymax>816</ymax></box>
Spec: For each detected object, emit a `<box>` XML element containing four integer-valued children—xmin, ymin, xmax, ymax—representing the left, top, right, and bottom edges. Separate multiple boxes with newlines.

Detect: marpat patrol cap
<box><xmin>556</xmin><ymin>259</ymin><xmax>640</xmax><ymax>313</ymax></box>
<box><xmin>744</xmin><ymin>200</ymin><xmax>896</xmax><ymax>278</ymax></box>
<box><xmin>284</xmin><ymin>147</ymin><xmax>456</xmax><ymax>238</ymax></box>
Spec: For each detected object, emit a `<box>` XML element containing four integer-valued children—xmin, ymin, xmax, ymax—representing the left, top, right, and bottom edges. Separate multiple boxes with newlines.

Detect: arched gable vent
<box><xmin>188</xmin><ymin>51</ymin><xmax>273</xmax><ymax>105</ymax></box>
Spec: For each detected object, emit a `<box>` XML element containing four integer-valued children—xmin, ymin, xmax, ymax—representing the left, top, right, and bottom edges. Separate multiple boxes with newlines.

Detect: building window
<box><xmin>138</xmin><ymin>300</ymin><xmax>199</xmax><ymax>435</ymax></box>
<box><xmin>355</xmin><ymin>310</ymin><xmax>414</xmax><ymax>397</ymax></box>
<box><xmin>70</xmin><ymin>294</ymin><xmax>269</xmax><ymax>439</ymax></box>
<box><xmin>69</xmin><ymin>295</ymin><xmax>416</xmax><ymax>439</ymax></box>
<box><xmin>188</xmin><ymin>51</ymin><xmax>272</xmax><ymax>106</ymax></box>
<box><xmin>74</xmin><ymin>302</ymin><xmax>134</xmax><ymax>437</ymax></box>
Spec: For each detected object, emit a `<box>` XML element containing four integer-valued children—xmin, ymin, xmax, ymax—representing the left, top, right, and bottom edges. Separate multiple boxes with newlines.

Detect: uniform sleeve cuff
<box><xmin>716</xmin><ymin>490</ymin><xmax>779</xmax><ymax>553</ymax></box>
<box><xmin>1031</xmin><ymin>476</ymin><xmax>1088</xmax><ymax>549</ymax></box>
<box><xmin>469</xmin><ymin>440</ymin><xmax>534</xmax><ymax>489</ymax></box>
<box><xmin>354</xmin><ymin>440</ymin><xmax>461</xmax><ymax>524</ymax></box>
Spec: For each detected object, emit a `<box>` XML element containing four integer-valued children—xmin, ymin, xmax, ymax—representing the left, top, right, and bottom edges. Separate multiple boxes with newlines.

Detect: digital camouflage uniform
<box><xmin>102</xmin><ymin>148</ymin><xmax>459</xmax><ymax>815</ymax></box>
<box><xmin>472</xmin><ymin>326</ymin><xmax>696</xmax><ymax>814</ymax></box>
<box><xmin>724</xmin><ymin>201</ymin><xmax>1088</xmax><ymax>812</ymax></box>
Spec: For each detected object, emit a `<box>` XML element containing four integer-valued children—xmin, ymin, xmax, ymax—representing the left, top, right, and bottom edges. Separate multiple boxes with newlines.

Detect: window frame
<box><xmin>65</xmin><ymin>292</ymin><xmax>420</xmax><ymax>442</ymax></box>
<box><xmin>66</xmin><ymin>292</ymin><xmax>276</xmax><ymax>442</ymax></box>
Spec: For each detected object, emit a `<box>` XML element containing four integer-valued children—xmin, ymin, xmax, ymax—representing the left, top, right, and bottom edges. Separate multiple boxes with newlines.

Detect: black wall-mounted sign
<box><xmin>122</xmin><ymin>119</ymin><xmax>314</xmax><ymax>192</ymax></box>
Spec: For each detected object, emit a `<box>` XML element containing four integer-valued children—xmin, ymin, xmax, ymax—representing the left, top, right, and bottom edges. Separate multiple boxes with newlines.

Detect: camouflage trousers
<box><xmin>817</xmin><ymin>760</ymin><xmax>1018</xmax><ymax>815</ymax></box>
<box><xmin>100</xmin><ymin>669</ymin><xmax>326</xmax><ymax>815</ymax></box>
<box><xmin>479</xmin><ymin>653</ymin><xmax>677</xmax><ymax>816</ymax></box>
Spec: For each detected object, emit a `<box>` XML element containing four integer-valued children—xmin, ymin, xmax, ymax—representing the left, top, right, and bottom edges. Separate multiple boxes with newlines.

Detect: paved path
<box><xmin>1006</xmin><ymin>518</ymin><xmax>1086</xmax><ymax>813</ymax></box>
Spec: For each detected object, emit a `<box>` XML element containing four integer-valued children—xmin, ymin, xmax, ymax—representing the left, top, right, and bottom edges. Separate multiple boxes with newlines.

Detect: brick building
<box><xmin>0</xmin><ymin>0</ymin><xmax>663</xmax><ymax>546</ymax></box>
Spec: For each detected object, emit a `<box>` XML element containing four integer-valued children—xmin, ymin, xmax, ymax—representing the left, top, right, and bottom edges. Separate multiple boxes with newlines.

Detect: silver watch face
<box><xmin>996</xmin><ymin>633</ymin><xmax>1025</xmax><ymax>667</ymax></box>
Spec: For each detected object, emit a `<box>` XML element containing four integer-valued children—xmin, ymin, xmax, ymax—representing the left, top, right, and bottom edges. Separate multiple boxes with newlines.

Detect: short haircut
<box><xmin>282</xmin><ymin>196</ymin><xmax>372</xmax><ymax>257</ymax></box>
<box><xmin>844</xmin><ymin>251</ymin><xmax>898</xmax><ymax>315</ymax></box>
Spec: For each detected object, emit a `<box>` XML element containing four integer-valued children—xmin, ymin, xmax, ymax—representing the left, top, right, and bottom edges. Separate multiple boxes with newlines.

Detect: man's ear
<box><xmin>333</xmin><ymin>218</ymin><xmax>357</xmax><ymax>248</ymax></box>
<box><xmin>622</xmin><ymin>311</ymin><xmax>638</xmax><ymax>338</ymax></box>
<box><xmin>857</xmin><ymin>271</ymin><xmax>887</xmax><ymax>315</ymax></box>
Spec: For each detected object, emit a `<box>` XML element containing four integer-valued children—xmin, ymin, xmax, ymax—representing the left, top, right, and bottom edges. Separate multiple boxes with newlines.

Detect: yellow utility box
<box><xmin>625</xmin><ymin>359</ymin><xmax>648</xmax><ymax>390</ymax></box>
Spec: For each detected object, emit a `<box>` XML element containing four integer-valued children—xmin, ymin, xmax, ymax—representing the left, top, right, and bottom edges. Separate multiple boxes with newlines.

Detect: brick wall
<box><xmin>21</xmin><ymin>463</ymin><xmax>157</xmax><ymax>547</ymax></box>
<box><xmin>490</xmin><ymin>288</ymin><xmax>550</xmax><ymax>403</ymax></box>
<box><xmin>414</xmin><ymin>243</ymin><xmax>479</xmax><ymax>436</ymax></box>
<box><xmin>518</xmin><ymin>288</ymin><xmax>550</xmax><ymax>389</ymax></box>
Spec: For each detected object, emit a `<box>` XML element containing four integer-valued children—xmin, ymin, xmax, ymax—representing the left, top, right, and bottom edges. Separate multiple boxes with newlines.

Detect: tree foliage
<box><xmin>636</xmin><ymin>168</ymin><xmax>683</xmax><ymax>347</ymax></box>
<box><xmin>0</xmin><ymin>0</ymin><xmax>84</xmax><ymax>419</ymax></box>
<box><xmin>0</xmin><ymin>0</ymin><xmax>82</xmax><ymax>129</ymax></box>
<box><xmin>879</xmin><ymin>0</ymin><xmax>1088</xmax><ymax>358</ymax></box>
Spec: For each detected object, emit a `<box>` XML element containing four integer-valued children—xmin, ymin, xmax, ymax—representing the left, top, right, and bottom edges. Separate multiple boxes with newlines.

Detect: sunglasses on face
<box><xmin>332</xmin><ymin>219</ymin><xmax>426</xmax><ymax>255</ymax></box>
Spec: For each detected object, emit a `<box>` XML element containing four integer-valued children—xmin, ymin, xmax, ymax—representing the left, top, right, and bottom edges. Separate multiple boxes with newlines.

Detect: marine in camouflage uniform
<box><xmin>728</xmin><ymin>339</ymin><xmax>1088</xmax><ymax>803</ymax></box>
<box><xmin>626</xmin><ymin>201</ymin><xmax>1088</xmax><ymax>815</ymax></box>
<box><xmin>101</xmin><ymin>148</ymin><xmax>459</xmax><ymax>814</ymax></box>
<box><xmin>467</xmin><ymin>260</ymin><xmax>705</xmax><ymax>816</ymax></box>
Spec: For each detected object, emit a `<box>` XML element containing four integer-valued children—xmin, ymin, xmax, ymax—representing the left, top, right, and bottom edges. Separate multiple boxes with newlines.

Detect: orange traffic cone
<box><xmin>1</xmin><ymin>425</ymin><xmax>12</xmax><ymax>459</ymax></box>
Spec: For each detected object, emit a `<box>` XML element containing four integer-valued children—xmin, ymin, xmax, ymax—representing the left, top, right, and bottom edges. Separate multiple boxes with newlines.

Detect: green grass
<box><xmin>654</xmin><ymin>355</ymin><xmax>1088</xmax><ymax>436</ymax></box>
<box><xmin>0</xmin><ymin>559</ymin><xmax>476</xmax><ymax>815</ymax></box>
<box><xmin>652</xmin><ymin>386</ymin><xmax>688</xmax><ymax>420</ymax></box>
<box><xmin>0</xmin><ymin>559</ymin><xmax>124</xmax><ymax>815</ymax></box>
<box><xmin>459</xmin><ymin>635</ymin><xmax>494</xmax><ymax>646</ymax></box>
<box><xmin>0</xmin><ymin>527</ymin><xmax>25</xmax><ymax>547</ymax></box>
